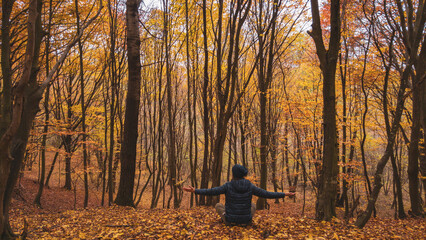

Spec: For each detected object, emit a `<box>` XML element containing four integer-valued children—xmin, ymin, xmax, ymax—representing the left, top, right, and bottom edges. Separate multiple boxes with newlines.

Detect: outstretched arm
<box><xmin>252</xmin><ymin>185</ymin><xmax>295</xmax><ymax>198</ymax></box>
<box><xmin>183</xmin><ymin>184</ymin><xmax>226</xmax><ymax>196</ymax></box>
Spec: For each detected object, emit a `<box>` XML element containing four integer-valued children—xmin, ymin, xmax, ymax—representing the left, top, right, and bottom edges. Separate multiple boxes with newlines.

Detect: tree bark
<box><xmin>74</xmin><ymin>0</ymin><xmax>89</xmax><ymax>208</ymax></box>
<box><xmin>308</xmin><ymin>0</ymin><xmax>341</xmax><ymax>221</ymax></box>
<box><xmin>199</xmin><ymin>0</ymin><xmax>210</xmax><ymax>206</ymax></box>
<box><xmin>418</xmin><ymin>37</ymin><xmax>426</xmax><ymax>207</ymax></box>
<box><xmin>163</xmin><ymin>0</ymin><xmax>179</xmax><ymax>209</ymax></box>
<box><xmin>408</xmin><ymin>33</ymin><xmax>426</xmax><ymax>216</ymax></box>
<box><xmin>115</xmin><ymin>0</ymin><xmax>142</xmax><ymax>207</ymax></box>
<box><xmin>34</xmin><ymin>0</ymin><xmax>53</xmax><ymax>207</ymax></box>
<box><xmin>0</xmin><ymin>0</ymin><xmax>15</xmax><ymax>138</ymax></box>
<box><xmin>1</xmin><ymin>0</ymin><xmax>41</xmax><ymax>236</ymax></box>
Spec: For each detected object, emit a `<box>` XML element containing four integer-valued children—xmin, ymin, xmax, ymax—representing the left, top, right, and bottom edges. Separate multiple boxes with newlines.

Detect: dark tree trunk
<box><xmin>184</xmin><ymin>0</ymin><xmax>196</xmax><ymax>208</ymax></box>
<box><xmin>34</xmin><ymin>0</ymin><xmax>53</xmax><ymax>206</ymax></box>
<box><xmin>74</xmin><ymin>0</ymin><xmax>89</xmax><ymax>208</ymax></box>
<box><xmin>256</xmin><ymin>0</ymin><xmax>268</xmax><ymax>210</ymax></box>
<box><xmin>34</xmin><ymin>67</ymin><xmax>50</xmax><ymax>207</ymax></box>
<box><xmin>163</xmin><ymin>0</ymin><xmax>179</xmax><ymax>209</ymax></box>
<box><xmin>309</xmin><ymin>0</ymin><xmax>341</xmax><ymax>221</ymax></box>
<box><xmin>1</xmin><ymin>0</ymin><xmax>42</xmax><ymax>237</ymax></box>
<box><xmin>0</xmin><ymin>0</ymin><xmax>101</xmax><ymax>236</ymax></box>
<box><xmin>107</xmin><ymin>0</ymin><xmax>118</xmax><ymax>206</ymax></box>
<box><xmin>211</xmin><ymin>0</ymin><xmax>224</xmax><ymax>205</ymax></box>
<box><xmin>199</xmin><ymin>0</ymin><xmax>210</xmax><ymax>206</ymax></box>
<box><xmin>418</xmin><ymin>37</ymin><xmax>426</xmax><ymax>208</ymax></box>
<box><xmin>337</xmin><ymin>38</ymin><xmax>349</xmax><ymax>212</ymax></box>
<box><xmin>355</xmin><ymin>67</ymin><xmax>410</xmax><ymax>228</ymax></box>
<box><xmin>115</xmin><ymin>0</ymin><xmax>142</xmax><ymax>207</ymax></box>
<box><xmin>376</xmin><ymin>29</ymin><xmax>406</xmax><ymax>219</ymax></box>
<box><xmin>45</xmin><ymin>151</ymin><xmax>59</xmax><ymax>188</ymax></box>
<box><xmin>0</xmin><ymin>0</ymin><xmax>14</xmax><ymax>138</ymax></box>
<box><xmin>211</xmin><ymin>0</ymin><xmax>253</xmax><ymax>206</ymax></box>
<box><xmin>355</xmin><ymin>0</ymin><xmax>425</xmax><ymax>227</ymax></box>
<box><xmin>408</xmin><ymin>35</ymin><xmax>426</xmax><ymax>216</ymax></box>
<box><xmin>64</xmin><ymin>76</ymin><xmax>73</xmax><ymax>191</ymax></box>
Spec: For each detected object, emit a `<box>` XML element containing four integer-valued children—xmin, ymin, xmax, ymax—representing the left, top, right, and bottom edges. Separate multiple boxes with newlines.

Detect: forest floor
<box><xmin>9</xmin><ymin>177</ymin><xmax>426</xmax><ymax>239</ymax></box>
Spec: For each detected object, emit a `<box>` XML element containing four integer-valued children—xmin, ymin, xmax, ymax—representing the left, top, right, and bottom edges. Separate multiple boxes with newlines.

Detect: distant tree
<box><xmin>355</xmin><ymin>0</ymin><xmax>425</xmax><ymax>228</ymax></box>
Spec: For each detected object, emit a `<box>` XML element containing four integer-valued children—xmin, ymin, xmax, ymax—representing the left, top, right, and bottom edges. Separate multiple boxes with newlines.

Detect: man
<box><xmin>183</xmin><ymin>164</ymin><xmax>296</xmax><ymax>225</ymax></box>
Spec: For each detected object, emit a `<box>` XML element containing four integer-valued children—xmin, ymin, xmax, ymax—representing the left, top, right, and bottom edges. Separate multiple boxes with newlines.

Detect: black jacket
<box><xmin>195</xmin><ymin>179</ymin><xmax>285</xmax><ymax>224</ymax></box>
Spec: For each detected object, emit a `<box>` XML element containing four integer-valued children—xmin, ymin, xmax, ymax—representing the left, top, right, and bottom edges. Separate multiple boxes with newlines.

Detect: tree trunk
<box><xmin>107</xmin><ymin>0</ymin><xmax>117</xmax><ymax>206</ymax></box>
<box><xmin>64</xmin><ymin>78</ymin><xmax>73</xmax><ymax>190</ymax></box>
<box><xmin>408</xmin><ymin>35</ymin><xmax>426</xmax><ymax>216</ymax></box>
<box><xmin>34</xmin><ymin>0</ymin><xmax>53</xmax><ymax>206</ymax></box>
<box><xmin>74</xmin><ymin>0</ymin><xmax>89</xmax><ymax>208</ymax></box>
<box><xmin>115</xmin><ymin>0</ymin><xmax>142</xmax><ymax>207</ymax></box>
<box><xmin>199</xmin><ymin>0</ymin><xmax>210</xmax><ymax>206</ymax></box>
<box><xmin>34</xmin><ymin>73</ymin><xmax>50</xmax><ymax>208</ymax></box>
<box><xmin>390</xmin><ymin>153</ymin><xmax>406</xmax><ymax>218</ymax></box>
<box><xmin>355</xmin><ymin>67</ymin><xmax>410</xmax><ymax>228</ymax></box>
<box><xmin>309</xmin><ymin>0</ymin><xmax>340</xmax><ymax>221</ymax></box>
<box><xmin>418</xmin><ymin>37</ymin><xmax>426</xmax><ymax>208</ymax></box>
<box><xmin>184</xmin><ymin>0</ymin><xmax>195</xmax><ymax>208</ymax></box>
<box><xmin>211</xmin><ymin>0</ymin><xmax>253</xmax><ymax>206</ymax></box>
<box><xmin>0</xmin><ymin>0</ymin><xmax>14</xmax><ymax>138</ymax></box>
<box><xmin>163</xmin><ymin>0</ymin><xmax>179</xmax><ymax>209</ymax></box>
<box><xmin>1</xmin><ymin>0</ymin><xmax>42</xmax><ymax>237</ymax></box>
<box><xmin>211</xmin><ymin>0</ymin><xmax>224</xmax><ymax>206</ymax></box>
<box><xmin>1</xmin><ymin>0</ymin><xmax>101</xmax><ymax>236</ymax></box>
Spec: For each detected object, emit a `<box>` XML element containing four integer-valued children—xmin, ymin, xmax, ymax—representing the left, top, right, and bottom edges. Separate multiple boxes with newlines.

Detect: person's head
<box><xmin>232</xmin><ymin>164</ymin><xmax>248</xmax><ymax>180</ymax></box>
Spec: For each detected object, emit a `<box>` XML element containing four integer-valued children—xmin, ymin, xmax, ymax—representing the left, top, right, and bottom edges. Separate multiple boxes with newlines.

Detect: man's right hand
<box><xmin>183</xmin><ymin>186</ymin><xmax>195</xmax><ymax>193</ymax></box>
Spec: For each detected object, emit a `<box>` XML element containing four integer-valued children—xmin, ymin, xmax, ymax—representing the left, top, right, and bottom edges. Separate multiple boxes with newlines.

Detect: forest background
<box><xmin>0</xmin><ymin>0</ymin><xmax>425</xmax><ymax>238</ymax></box>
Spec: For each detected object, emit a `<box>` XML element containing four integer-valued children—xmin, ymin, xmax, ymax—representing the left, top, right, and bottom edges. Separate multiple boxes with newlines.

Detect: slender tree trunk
<box><xmin>64</xmin><ymin>76</ymin><xmax>73</xmax><ymax>190</ymax></box>
<box><xmin>45</xmin><ymin>151</ymin><xmax>59</xmax><ymax>188</ymax></box>
<box><xmin>257</xmin><ymin>0</ymin><xmax>279</xmax><ymax>210</ymax></box>
<box><xmin>337</xmin><ymin>40</ymin><xmax>348</xmax><ymax>211</ymax></box>
<box><xmin>359</xmin><ymin>39</ymin><xmax>373</xmax><ymax>208</ymax></box>
<box><xmin>34</xmin><ymin>60</ymin><xmax>50</xmax><ymax>207</ymax></box>
<box><xmin>34</xmin><ymin>0</ymin><xmax>53</xmax><ymax>206</ymax></box>
<box><xmin>271</xmin><ymin>132</ymin><xmax>279</xmax><ymax>204</ymax></box>
<box><xmin>239</xmin><ymin>104</ymin><xmax>247</xmax><ymax>168</ymax></box>
<box><xmin>199</xmin><ymin>0</ymin><xmax>210</xmax><ymax>206</ymax></box>
<box><xmin>256</xmin><ymin>0</ymin><xmax>267</xmax><ymax>210</ymax></box>
<box><xmin>115</xmin><ymin>0</ymin><xmax>142</xmax><ymax>207</ymax></box>
<box><xmin>163</xmin><ymin>0</ymin><xmax>179</xmax><ymax>209</ymax></box>
<box><xmin>107</xmin><ymin>0</ymin><xmax>117</xmax><ymax>206</ymax></box>
<box><xmin>211</xmin><ymin>0</ymin><xmax>253</xmax><ymax>206</ymax></box>
<box><xmin>211</xmin><ymin>0</ymin><xmax>224</xmax><ymax>205</ymax></box>
<box><xmin>184</xmin><ymin>0</ymin><xmax>195</xmax><ymax>208</ymax></box>
<box><xmin>355</xmin><ymin>67</ymin><xmax>410</xmax><ymax>228</ymax></box>
<box><xmin>74</xmin><ymin>0</ymin><xmax>89</xmax><ymax>208</ymax></box>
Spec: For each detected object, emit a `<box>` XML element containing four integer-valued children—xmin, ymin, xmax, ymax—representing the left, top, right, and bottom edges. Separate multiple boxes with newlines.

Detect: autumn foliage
<box><xmin>1</xmin><ymin>0</ymin><xmax>425</xmax><ymax>238</ymax></box>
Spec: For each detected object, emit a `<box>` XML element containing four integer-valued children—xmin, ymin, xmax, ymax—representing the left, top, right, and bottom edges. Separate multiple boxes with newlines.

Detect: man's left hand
<box><xmin>286</xmin><ymin>192</ymin><xmax>296</xmax><ymax>197</ymax></box>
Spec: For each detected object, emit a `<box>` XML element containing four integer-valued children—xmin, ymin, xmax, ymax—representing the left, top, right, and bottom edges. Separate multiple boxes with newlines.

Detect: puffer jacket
<box><xmin>195</xmin><ymin>179</ymin><xmax>285</xmax><ymax>224</ymax></box>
